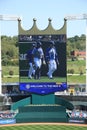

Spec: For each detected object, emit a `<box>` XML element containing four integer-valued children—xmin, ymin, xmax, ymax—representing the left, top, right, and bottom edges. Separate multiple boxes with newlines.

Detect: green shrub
<box><xmin>9</xmin><ymin>70</ymin><xmax>14</xmax><ymax>75</ymax></box>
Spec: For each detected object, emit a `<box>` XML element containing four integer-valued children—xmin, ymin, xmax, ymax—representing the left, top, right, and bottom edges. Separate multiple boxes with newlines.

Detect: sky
<box><xmin>0</xmin><ymin>0</ymin><xmax>87</xmax><ymax>37</ymax></box>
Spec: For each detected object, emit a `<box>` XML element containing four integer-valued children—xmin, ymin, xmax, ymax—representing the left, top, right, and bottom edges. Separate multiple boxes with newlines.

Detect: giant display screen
<box><xmin>19</xmin><ymin>34</ymin><xmax>67</xmax><ymax>94</ymax></box>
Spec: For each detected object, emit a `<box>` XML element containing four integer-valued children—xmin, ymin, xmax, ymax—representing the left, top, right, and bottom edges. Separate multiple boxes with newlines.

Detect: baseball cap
<box><xmin>32</xmin><ymin>43</ymin><xmax>36</xmax><ymax>46</ymax></box>
<box><xmin>50</xmin><ymin>40</ymin><xmax>55</xmax><ymax>45</ymax></box>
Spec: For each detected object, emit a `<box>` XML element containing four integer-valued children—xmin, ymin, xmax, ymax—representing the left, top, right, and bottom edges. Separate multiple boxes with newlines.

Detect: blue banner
<box><xmin>20</xmin><ymin>82</ymin><xmax>67</xmax><ymax>95</ymax></box>
<box><xmin>0</xmin><ymin>119</ymin><xmax>16</xmax><ymax>125</ymax></box>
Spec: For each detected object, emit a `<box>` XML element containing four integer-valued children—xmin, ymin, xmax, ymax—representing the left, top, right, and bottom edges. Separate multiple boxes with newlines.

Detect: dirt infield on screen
<box><xmin>0</xmin><ymin>123</ymin><xmax>87</xmax><ymax>129</ymax></box>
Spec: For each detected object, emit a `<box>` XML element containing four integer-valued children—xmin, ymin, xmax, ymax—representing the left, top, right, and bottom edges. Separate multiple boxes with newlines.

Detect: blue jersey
<box><xmin>46</xmin><ymin>47</ymin><xmax>58</xmax><ymax>61</ymax></box>
<box><xmin>26</xmin><ymin>48</ymin><xmax>34</xmax><ymax>62</ymax></box>
<box><xmin>32</xmin><ymin>47</ymin><xmax>44</xmax><ymax>59</ymax></box>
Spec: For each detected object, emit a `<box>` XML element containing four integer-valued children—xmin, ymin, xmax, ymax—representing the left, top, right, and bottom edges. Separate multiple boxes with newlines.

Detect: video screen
<box><xmin>19</xmin><ymin>34</ymin><xmax>67</xmax><ymax>94</ymax></box>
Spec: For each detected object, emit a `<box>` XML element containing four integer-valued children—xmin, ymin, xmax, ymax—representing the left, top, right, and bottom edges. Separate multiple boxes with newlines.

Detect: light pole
<box><xmin>0</xmin><ymin>14</ymin><xmax>21</xmax><ymax>95</ymax></box>
<box><xmin>65</xmin><ymin>14</ymin><xmax>87</xmax><ymax>93</ymax></box>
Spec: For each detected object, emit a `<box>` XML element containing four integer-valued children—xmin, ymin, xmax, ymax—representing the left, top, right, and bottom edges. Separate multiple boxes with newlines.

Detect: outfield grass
<box><xmin>2</xmin><ymin>75</ymin><xmax>85</xmax><ymax>84</ymax></box>
<box><xmin>67</xmin><ymin>60</ymin><xmax>86</xmax><ymax>84</ymax></box>
<box><xmin>2</xmin><ymin>60</ymin><xmax>86</xmax><ymax>84</ymax></box>
<box><xmin>0</xmin><ymin>125</ymin><xmax>87</xmax><ymax>130</ymax></box>
<box><xmin>67</xmin><ymin>75</ymin><xmax>86</xmax><ymax>84</ymax></box>
<box><xmin>67</xmin><ymin>60</ymin><xmax>86</xmax><ymax>74</ymax></box>
<box><xmin>2</xmin><ymin>66</ymin><xmax>19</xmax><ymax>83</ymax></box>
<box><xmin>2</xmin><ymin>76</ymin><xmax>66</xmax><ymax>83</ymax></box>
<box><xmin>2</xmin><ymin>66</ymin><xmax>19</xmax><ymax>75</ymax></box>
<box><xmin>20</xmin><ymin>76</ymin><xmax>66</xmax><ymax>83</ymax></box>
<box><xmin>2</xmin><ymin>77</ymin><xmax>19</xmax><ymax>83</ymax></box>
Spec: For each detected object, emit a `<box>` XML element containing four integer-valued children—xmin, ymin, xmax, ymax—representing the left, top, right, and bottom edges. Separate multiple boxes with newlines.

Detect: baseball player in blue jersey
<box><xmin>46</xmin><ymin>41</ymin><xmax>59</xmax><ymax>79</ymax></box>
<box><xmin>32</xmin><ymin>41</ymin><xmax>45</xmax><ymax>79</ymax></box>
<box><xmin>26</xmin><ymin>43</ymin><xmax>36</xmax><ymax>79</ymax></box>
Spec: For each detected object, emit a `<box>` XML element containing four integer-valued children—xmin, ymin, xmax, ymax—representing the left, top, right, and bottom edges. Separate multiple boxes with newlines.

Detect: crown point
<box><xmin>48</xmin><ymin>18</ymin><xmax>52</xmax><ymax>21</ymax></box>
<box><xmin>33</xmin><ymin>18</ymin><xmax>37</xmax><ymax>21</ymax></box>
